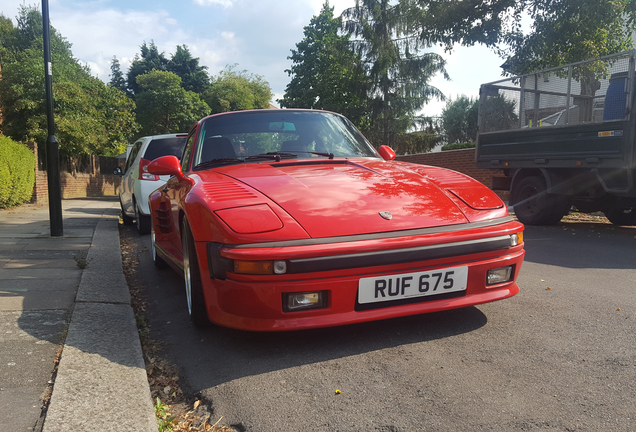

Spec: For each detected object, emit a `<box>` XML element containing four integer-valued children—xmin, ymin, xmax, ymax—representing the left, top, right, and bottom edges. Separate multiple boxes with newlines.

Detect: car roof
<box><xmin>136</xmin><ymin>133</ymin><xmax>189</xmax><ymax>141</ymax></box>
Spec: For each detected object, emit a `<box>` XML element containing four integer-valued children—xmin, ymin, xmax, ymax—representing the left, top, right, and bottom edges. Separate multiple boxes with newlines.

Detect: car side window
<box><xmin>181</xmin><ymin>133</ymin><xmax>196</xmax><ymax>173</ymax></box>
<box><xmin>124</xmin><ymin>141</ymin><xmax>143</xmax><ymax>173</ymax></box>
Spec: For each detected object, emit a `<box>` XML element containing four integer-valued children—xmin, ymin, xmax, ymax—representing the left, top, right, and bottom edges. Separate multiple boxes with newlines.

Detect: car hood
<box><xmin>219</xmin><ymin>159</ymin><xmax>471</xmax><ymax>238</ymax></box>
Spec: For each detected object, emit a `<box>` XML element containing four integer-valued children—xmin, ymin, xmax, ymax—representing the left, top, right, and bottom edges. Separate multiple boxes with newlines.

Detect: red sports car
<box><xmin>147</xmin><ymin>109</ymin><xmax>524</xmax><ymax>331</ymax></box>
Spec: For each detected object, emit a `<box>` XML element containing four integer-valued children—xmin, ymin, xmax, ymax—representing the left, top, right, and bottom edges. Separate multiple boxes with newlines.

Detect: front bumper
<box><xmin>195</xmin><ymin>218</ymin><xmax>525</xmax><ymax>331</ymax></box>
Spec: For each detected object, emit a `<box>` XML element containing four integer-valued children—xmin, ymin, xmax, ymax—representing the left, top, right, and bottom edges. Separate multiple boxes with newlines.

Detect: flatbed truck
<box><xmin>476</xmin><ymin>50</ymin><xmax>636</xmax><ymax>225</ymax></box>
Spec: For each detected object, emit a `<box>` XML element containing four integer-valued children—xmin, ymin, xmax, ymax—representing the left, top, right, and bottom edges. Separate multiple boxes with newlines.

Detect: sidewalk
<box><xmin>0</xmin><ymin>198</ymin><xmax>156</xmax><ymax>431</ymax></box>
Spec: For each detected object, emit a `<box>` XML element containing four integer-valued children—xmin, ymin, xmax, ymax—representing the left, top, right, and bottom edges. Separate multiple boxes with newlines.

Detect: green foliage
<box><xmin>109</xmin><ymin>56</ymin><xmax>128</xmax><ymax>94</ymax></box>
<box><xmin>127</xmin><ymin>42</ymin><xmax>210</xmax><ymax>96</ymax></box>
<box><xmin>392</xmin><ymin>131</ymin><xmax>443</xmax><ymax>155</ymax></box>
<box><xmin>341</xmin><ymin>0</ymin><xmax>448</xmax><ymax>147</ymax></box>
<box><xmin>167</xmin><ymin>45</ymin><xmax>209</xmax><ymax>94</ymax></box>
<box><xmin>481</xmin><ymin>94</ymin><xmax>519</xmax><ymax>132</ymax></box>
<box><xmin>203</xmin><ymin>65</ymin><xmax>272</xmax><ymax>114</ymax></box>
<box><xmin>154</xmin><ymin>398</ymin><xmax>175</xmax><ymax>432</ymax></box>
<box><xmin>0</xmin><ymin>6</ymin><xmax>138</xmax><ymax>157</ymax></box>
<box><xmin>441</xmin><ymin>142</ymin><xmax>475</xmax><ymax>151</ymax></box>
<box><xmin>410</xmin><ymin>0</ymin><xmax>520</xmax><ymax>52</ymax></box>
<box><xmin>500</xmin><ymin>0</ymin><xmax>636</xmax><ymax>75</ymax></box>
<box><xmin>135</xmin><ymin>70</ymin><xmax>210</xmax><ymax>135</ymax></box>
<box><xmin>279</xmin><ymin>2</ymin><xmax>370</xmax><ymax>125</ymax></box>
<box><xmin>409</xmin><ymin>0</ymin><xmax>636</xmax><ymax>75</ymax></box>
<box><xmin>0</xmin><ymin>136</ymin><xmax>35</xmax><ymax>209</ymax></box>
<box><xmin>98</xmin><ymin>84</ymin><xmax>140</xmax><ymax>156</ymax></box>
<box><xmin>441</xmin><ymin>96</ymin><xmax>479</xmax><ymax>144</ymax></box>
<box><xmin>126</xmin><ymin>41</ymin><xmax>169</xmax><ymax>96</ymax></box>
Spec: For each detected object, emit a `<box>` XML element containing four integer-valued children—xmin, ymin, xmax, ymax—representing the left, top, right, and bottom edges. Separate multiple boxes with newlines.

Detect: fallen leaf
<box><xmin>546</xmin><ymin>287</ymin><xmax>551</xmax><ymax>290</ymax></box>
<box><xmin>617</xmin><ymin>307</ymin><xmax>621</xmax><ymax>311</ymax></box>
<box><xmin>194</xmin><ymin>400</ymin><xmax>201</xmax><ymax>410</ymax></box>
<box><xmin>335</xmin><ymin>389</ymin><xmax>342</xmax><ymax>394</ymax></box>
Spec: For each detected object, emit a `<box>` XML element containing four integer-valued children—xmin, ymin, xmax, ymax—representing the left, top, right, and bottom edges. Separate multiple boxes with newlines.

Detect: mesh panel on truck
<box><xmin>479</xmin><ymin>52</ymin><xmax>633</xmax><ymax>133</ymax></box>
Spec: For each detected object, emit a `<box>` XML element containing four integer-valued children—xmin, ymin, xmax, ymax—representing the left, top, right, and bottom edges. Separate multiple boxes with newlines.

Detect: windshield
<box><xmin>192</xmin><ymin>110</ymin><xmax>378</xmax><ymax>169</ymax></box>
<box><xmin>143</xmin><ymin>137</ymin><xmax>187</xmax><ymax>161</ymax></box>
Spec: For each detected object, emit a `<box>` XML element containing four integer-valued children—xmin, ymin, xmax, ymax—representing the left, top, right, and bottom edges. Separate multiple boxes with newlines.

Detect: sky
<box><xmin>2</xmin><ymin>0</ymin><xmax>506</xmax><ymax>117</ymax></box>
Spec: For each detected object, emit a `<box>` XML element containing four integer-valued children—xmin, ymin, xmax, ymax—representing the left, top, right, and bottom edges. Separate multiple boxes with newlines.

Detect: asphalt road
<box><xmin>126</xmin><ymin>220</ymin><xmax>636</xmax><ymax>432</ymax></box>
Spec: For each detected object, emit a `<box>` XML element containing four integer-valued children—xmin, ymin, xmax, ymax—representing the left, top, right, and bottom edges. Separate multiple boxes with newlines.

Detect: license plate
<box><xmin>358</xmin><ymin>266</ymin><xmax>468</xmax><ymax>305</ymax></box>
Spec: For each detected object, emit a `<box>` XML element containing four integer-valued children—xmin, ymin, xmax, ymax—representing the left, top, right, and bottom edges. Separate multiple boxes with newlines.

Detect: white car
<box><xmin>113</xmin><ymin>133</ymin><xmax>188</xmax><ymax>234</ymax></box>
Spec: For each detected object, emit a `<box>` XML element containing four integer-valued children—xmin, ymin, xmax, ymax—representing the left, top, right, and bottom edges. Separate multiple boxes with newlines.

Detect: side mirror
<box><xmin>378</xmin><ymin>145</ymin><xmax>396</xmax><ymax>161</ymax></box>
<box><xmin>147</xmin><ymin>155</ymin><xmax>184</xmax><ymax>180</ymax></box>
<box><xmin>112</xmin><ymin>166</ymin><xmax>123</xmax><ymax>176</ymax></box>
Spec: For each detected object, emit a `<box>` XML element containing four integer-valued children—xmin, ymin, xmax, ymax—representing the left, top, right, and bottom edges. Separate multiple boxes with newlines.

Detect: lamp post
<box><xmin>42</xmin><ymin>0</ymin><xmax>63</xmax><ymax>236</ymax></box>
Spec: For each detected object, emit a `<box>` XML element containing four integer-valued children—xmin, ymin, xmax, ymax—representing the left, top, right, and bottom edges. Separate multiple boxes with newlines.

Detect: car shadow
<box><xmin>134</xmin><ymin>222</ymin><xmax>489</xmax><ymax>391</ymax></box>
<box><xmin>191</xmin><ymin>306</ymin><xmax>487</xmax><ymax>389</ymax></box>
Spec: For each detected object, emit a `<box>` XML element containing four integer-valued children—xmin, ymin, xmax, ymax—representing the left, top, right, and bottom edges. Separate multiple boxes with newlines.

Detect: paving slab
<box><xmin>42</xmin><ymin>304</ymin><xmax>155</xmax><ymax>432</ymax></box>
<box><xmin>0</xmin><ymin>198</ymin><xmax>154</xmax><ymax>432</ymax></box>
<box><xmin>0</xmin><ymin>309</ymin><xmax>69</xmax><ymax>432</ymax></box>
<box><xmin>42</xmin><ymin>211</ymin><xmax>155</xmax><ymax>432</ymax></box>
<box><xmin>0</xmin><ymin>387</ymin><xmax>45</xmax><ymax>431</ymax></box>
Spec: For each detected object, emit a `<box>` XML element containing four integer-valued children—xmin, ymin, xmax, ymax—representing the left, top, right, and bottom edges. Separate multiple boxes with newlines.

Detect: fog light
<box><xmin>273</xmin><ymin>260</ymin><xmax>287</xmax><ymax>274</ymax></box>
<box><xmin>284</xmin><ymin>291</ymin><xmax>327</xmax><ymax>312</ymax></box>
<box><xmin>510</xmin><ymin>232</ymin><xmax>523</xmax><ymax>246</ymax></box>
<box><xmin>487</xmin><ymin>266</ymin><xmax>513</xmax><ymax>285</ymax></box>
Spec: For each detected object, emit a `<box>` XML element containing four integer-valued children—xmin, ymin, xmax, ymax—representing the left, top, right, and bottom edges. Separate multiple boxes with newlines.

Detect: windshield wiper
<box><xmin>193</xmin><ymin>158</ymin><xmax>244</xmax><ymax>170</ymax></box>
<box><xmin>245</xmin><ymin>152</ymin><xmax>298</xmax><ymax>162</ymax></box>
<box><xmin>307</xmin><ymin>151</ymin><xmax>334</xmax><ymax>159</ymax></box>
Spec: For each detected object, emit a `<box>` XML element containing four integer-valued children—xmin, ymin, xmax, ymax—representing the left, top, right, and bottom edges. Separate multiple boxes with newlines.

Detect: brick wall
<box><xmin>396</xmin><ymin>148</ymin><xmax>509</xmax><ymax>199</ymax></box>
<box><xmin>29</xmin><ymin>143</ymin><xmax>124</xmax><ymax>204</ymax></box>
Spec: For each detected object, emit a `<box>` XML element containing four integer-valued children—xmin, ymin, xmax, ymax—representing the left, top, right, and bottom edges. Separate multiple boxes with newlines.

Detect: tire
<box><xmin>120</xmin><ymin>201</ymin><xmax>134</xmax><ymax>226</ymax></box>
<box><xmin>134</xmin><ymin>201</ymin><xmax>151</xmax><ymax>235</ymax></box>
<box><xmin>181</xmin><ymin>218</ymin><xmax>212</xmax><ymax>327</ymax></box>
<box><xmin>511</xmin><ymin>176</ymin><xmax>567</xmax><ymax>225</ymax></box>
<box><xmin>151</xmin><ymin>228</ymin><xmax>168</xmax><ymax>269</ymax></box>
<box><xmin>604</xmin><ymin>207</ymin><xmax>636</xmax><ymax>226</ymax></box>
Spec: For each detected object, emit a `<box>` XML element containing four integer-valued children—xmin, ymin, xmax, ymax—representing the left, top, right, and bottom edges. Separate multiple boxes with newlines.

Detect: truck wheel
<box><xmin>512</xmin><ymin>176</ymin><xmax>566</xmax><ymax>225</ymax></box>
<box><xmin>604</xmin><ymin>207</ymin><xmax>636</xmax><ymax>226</ymax></box>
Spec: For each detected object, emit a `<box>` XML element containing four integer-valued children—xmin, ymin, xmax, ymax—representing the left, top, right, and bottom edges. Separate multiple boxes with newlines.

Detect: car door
<box><xmin>121</xmin><ymin>140</ymin><xmax>143</xmax><ymax>216</ymax></box>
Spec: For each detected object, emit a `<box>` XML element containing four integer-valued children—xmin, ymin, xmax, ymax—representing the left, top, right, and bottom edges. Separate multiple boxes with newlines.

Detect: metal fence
<box><xmin>478</xmin><ymin>51</ymin><xmax>635</xmax><ymax>133</ymax></box>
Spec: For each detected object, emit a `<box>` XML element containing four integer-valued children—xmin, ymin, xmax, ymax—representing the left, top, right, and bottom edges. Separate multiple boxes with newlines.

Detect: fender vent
<box><xmin>201</xmin><ymin>182</ymin><xmax>257</xmax><ymax>201</ymax></box>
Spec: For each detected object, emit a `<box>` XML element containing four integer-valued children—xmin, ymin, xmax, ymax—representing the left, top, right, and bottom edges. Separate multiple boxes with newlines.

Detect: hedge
<box><xmin>0</xmin><ymin>136</ymin><xmax>36</xmax><ymax>208</ymax></box>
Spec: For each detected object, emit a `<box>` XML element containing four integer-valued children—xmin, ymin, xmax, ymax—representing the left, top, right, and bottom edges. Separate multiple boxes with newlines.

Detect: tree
<box><xmin>203</xmin><ymin>65</ymin><xmax>272</xmax><ymax>114</ymax></box>
<box><xmin>97</xmin><ymin>84</ymin><xmax>140</xmax><ymax>155</ymax></box>
<box><xmin>441</xmin><ymin>96</ymin><xmax>479</xmax><ymax>145</ymax></box>
<box><xmin>167</xmin><ymin>45</ymin><xmax>210</xmax><ymax>94</ymax></box>
<box><xmin>135</xmin><ymin>70</ymin><xmax>209</xmax><ymax>135</ymax></box>
<box><xmin>407</xmin><ymin>0</ymin><xmax>520</xmax><ymax>52</ymax></box>
<box><xmin>500</xmin><ymin>0</ymin><xmax>636</xmax><ymax>74</ymax></box>
<box><xmin>341</xmin><ymin>0</ymin><xmax>448</xmax><ymax>147</ymax></box>
<box><xmin>407</xmin><ymin>0</ymin><xmax>636</xmax><ymax>74</ymax></box>
<box><xmin>480</xmin><ymin>94</ymin><xmax>518</xmax><ymax>133</ymax></box>
<box><xmin>109</xmin><ymin>56</ymin><xmax>128</xmax><ymax>94</ymax></box>
<box><xmin>0</xmin><ymin>6</ymin><xmax>139</xmax><ymax>157</ymax></box>
<box><xmin>279</xmin><ymin>2</ymin><xmax>370</xmax><ymax>126</ymax></box>
<box><xmin>126</xmin><ymin>41</ymin><xmax>169</xmax><ymax>96</ymax></box>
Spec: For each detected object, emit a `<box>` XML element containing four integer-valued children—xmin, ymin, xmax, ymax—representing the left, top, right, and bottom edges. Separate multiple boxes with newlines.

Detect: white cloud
<box><xmin>193</xmin><ymin>0</ymin><xmax>233</xmax><ymax>7</ymax></box>
<box><xmin>308</xmin><ymin>0</ymin><xmax>355</xmax><ymax>16</ymax></box>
